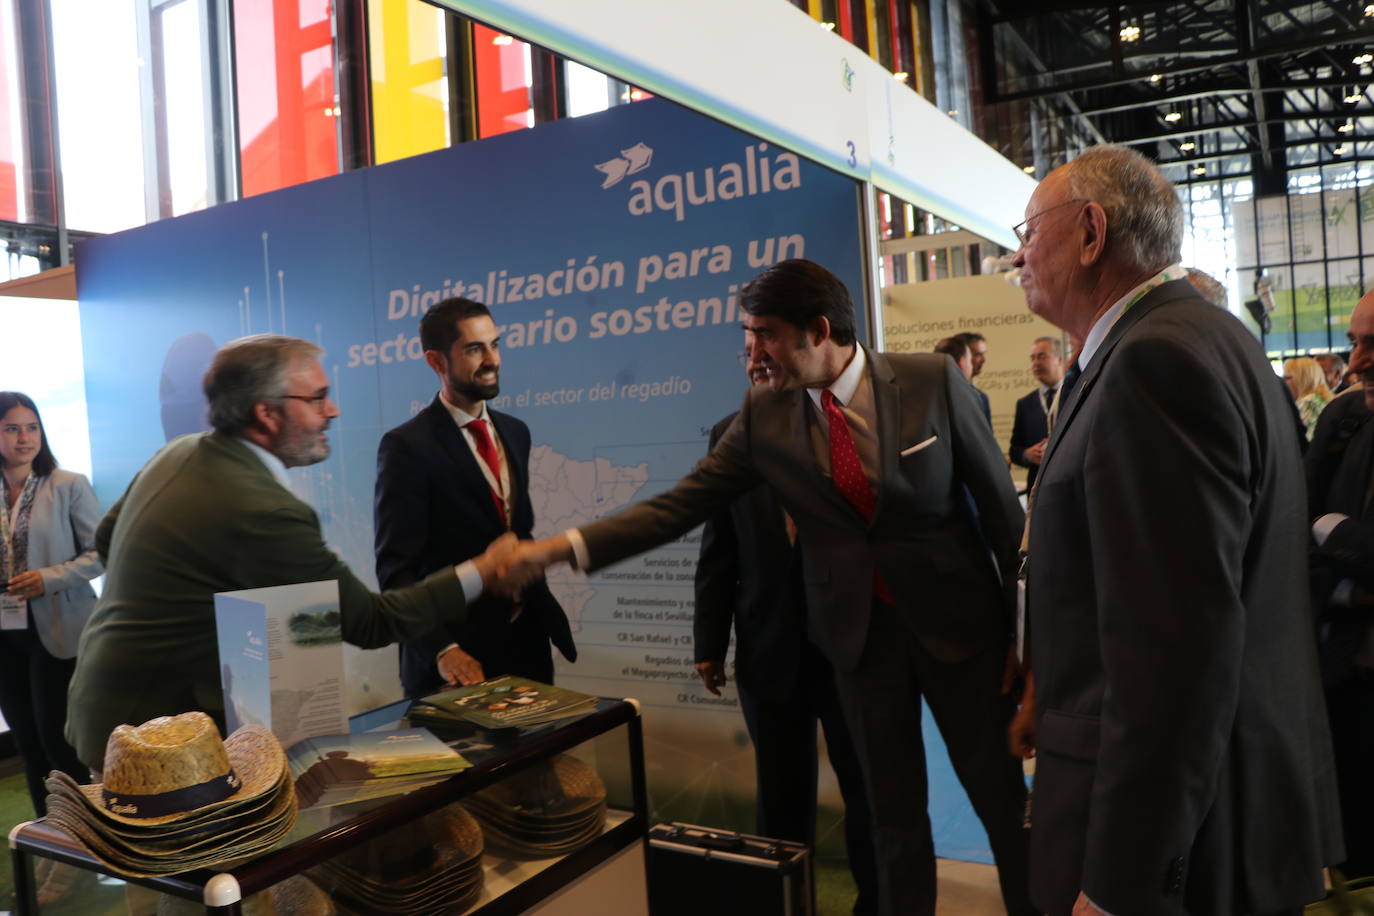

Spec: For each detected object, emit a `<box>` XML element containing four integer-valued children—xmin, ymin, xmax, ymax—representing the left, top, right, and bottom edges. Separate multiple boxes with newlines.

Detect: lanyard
<box><xmin>0</xmin><ymin>474</ymin><xmax>37</xmax><ymax>580</ymax></box>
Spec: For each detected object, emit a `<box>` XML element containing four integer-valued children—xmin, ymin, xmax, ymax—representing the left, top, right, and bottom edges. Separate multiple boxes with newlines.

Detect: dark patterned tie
<box><xmin>821</xmin><ymin>390</ymin><xmax>892</xmax><ymax>604</ymax></box>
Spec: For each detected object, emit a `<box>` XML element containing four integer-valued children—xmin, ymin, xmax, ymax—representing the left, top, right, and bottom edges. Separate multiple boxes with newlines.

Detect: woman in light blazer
<box><xmin>0</xmin><ymin>392</ymin><xmax>101</xmax><ymax>814</ymax></box>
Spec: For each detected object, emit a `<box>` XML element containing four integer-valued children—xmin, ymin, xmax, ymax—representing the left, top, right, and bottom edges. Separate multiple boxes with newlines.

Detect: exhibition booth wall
<box><xmin>73</xmin><ymin>97</ymin><xmax>1005</xmax><ymax>864</ymax></box>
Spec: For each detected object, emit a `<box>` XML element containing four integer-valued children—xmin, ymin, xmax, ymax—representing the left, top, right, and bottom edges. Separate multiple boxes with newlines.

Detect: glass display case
<box><xmin>9</xmin><ymin>697</ymin><xmax>647</xmax><ymax>915</ymax></box>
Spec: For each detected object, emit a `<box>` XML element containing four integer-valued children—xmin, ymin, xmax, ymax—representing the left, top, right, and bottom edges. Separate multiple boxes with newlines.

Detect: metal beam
<box><xmin>985</xmin><ymin>4</ymin><xmax>1108</xmax><ymax>144</ymax></box>
<box><xmin>988</xmin><ymin>26</ymin><xmax>1374</xmax><ymax>103</ymax></box>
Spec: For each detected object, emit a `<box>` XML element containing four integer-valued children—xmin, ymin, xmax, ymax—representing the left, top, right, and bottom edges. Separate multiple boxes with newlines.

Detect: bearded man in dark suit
<box><xmin>375</xmin><ymin>298</ymin><xmax>574</xmax><ymax>696</ymax></box>
<box><xmin>1012</xmin><ymin>144</ymin><xmax>1341</xmax><ymax>915</ymax></box>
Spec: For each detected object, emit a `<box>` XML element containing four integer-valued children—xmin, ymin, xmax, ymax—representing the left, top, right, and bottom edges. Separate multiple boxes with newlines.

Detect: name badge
<box><xmin>0</xmin><ymin>594</ymin><xmax>27</xmax><ymax>630</ymax></box>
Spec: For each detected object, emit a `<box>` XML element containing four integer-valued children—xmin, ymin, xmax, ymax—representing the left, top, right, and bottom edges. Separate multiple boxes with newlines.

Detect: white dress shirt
<box><xmin>438</xmin><ymin>393</ymin><xmax>512</xmax><ymax>524</ymax></box>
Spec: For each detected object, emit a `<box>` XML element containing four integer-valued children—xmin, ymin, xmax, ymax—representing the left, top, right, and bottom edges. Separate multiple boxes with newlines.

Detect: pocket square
<box><xmin>900</xmin><ymin>435</ymin><xmax>938</xmax><ymax>456</ymax></box>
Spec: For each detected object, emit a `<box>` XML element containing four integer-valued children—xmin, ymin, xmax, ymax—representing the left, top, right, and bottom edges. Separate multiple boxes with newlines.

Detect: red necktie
<box><xmin>465</xmin><ymin>419</ymin><xmax>506</xmax><ymax>524</ymax></box>
<box><xmin>821</xmin><ymin>390</ymin><xmax>892</xmax><ymax>604</ymax></box>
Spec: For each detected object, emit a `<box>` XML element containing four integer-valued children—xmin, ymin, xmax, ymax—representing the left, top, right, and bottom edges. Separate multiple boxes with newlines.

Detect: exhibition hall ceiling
<box><xmin>981</xmin><ymin>0</ymin><xmax>1374</xmax><ymax>186</ymax></box>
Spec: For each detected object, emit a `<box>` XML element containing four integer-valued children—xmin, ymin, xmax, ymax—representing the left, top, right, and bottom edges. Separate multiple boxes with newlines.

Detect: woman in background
<box><xmin>1284</xmin><ymin>356</ymin><xmax>1334</xmax><ymax>441</ymax></box>
<box><xmin>0</xmin><ymin>391</ymin><xmax>101</xmax><ymax>814</ymax></box>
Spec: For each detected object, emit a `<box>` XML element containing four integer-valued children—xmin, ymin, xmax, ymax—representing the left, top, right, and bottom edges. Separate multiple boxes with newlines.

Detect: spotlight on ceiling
<box><xmin>1022</xmin><ymin>165</ymin><xmax>1036</xmax><ymax>174</ymax></box>
<box><xmin>1180</xmin><ymin>140</ymin><xmax>1196</xmax><ymax>151</ymax></box>
<box><xmin>1148</xmin><ymin>73</ymin><xmax>1162</xmax><ymax>83</ymax></box>
<box><xmin>1365</xmin><ymin>4</ymin><xmax>1374</xmax><ymax>17</ymax></box>
<box><xmin>1192</xmin><ymin>165</ymin><xmax>1207</xmax><ymax>177</ymax></box>
<box><xmin>892</xmin><ymin>71</ymin><xmax>909</xmax><ymax>81</ymax></box>
<box><xmin>1340</xmin><ymin>120</ymin><xmax>1357</xmax><ymax>133</ymax></box>
<box><xmin>1356</xmin><ymin>53</ymin><xmax>1374</xmax><ymax>65</ymax></box>
<box><xmin>1335</xmin><ymin>144</ymin><xmax>1351</xmax><ymax>155</ymax></box>
<box><xmin>1347</xmin><ymin>91</ymin><xmax>1365</xmax><ymax>104</ymax></box>
<box><xmin>1120</xmin><ymin>25</ymin><xmax>1141</xmax><ymax>42</ymax></box>
<box><xmin>1164</xmin><ymin>111</ymin><xmax>1183</xmax><ymax>123</ymax></box>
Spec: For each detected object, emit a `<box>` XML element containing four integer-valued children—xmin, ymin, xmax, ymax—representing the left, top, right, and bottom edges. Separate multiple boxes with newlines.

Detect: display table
<box><xmin>9</xmin><ymin>697</ymin><xmax>647</xmax><ymax>915</ymax></box>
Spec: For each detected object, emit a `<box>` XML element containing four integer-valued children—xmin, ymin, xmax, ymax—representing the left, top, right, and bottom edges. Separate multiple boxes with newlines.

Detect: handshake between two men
<box><xmin>469</xmin><ymin>532</ymin><xmax>577</xmax><ymax>599</ymax></box>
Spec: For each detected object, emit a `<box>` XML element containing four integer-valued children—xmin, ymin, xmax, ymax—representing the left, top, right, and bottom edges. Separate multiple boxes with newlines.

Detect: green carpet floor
<box><xmin>0</xmin><ymin>763</ymin><xmax>865</xmax><ymax>915</ymax></box>
<box><xmin>0</xmin><ymin>757</ymin><xmax>32</xmax><ymax>913</ymax></box>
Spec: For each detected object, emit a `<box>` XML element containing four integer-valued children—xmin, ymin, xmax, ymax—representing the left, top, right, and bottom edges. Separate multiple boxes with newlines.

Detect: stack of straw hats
<box><xmin>43</xmin><ymin>711</ymin><xmax>296</xmax><ymax>877</ymax></box>
<box><xmin>313</xmin><ymin>804</ymin><xmax>484</xmax><ymax>914</ymax></box>
<box><xmin>464</xmin><ymin>754</ymin><xmax>606</xmax><ymax>857</ymax></box>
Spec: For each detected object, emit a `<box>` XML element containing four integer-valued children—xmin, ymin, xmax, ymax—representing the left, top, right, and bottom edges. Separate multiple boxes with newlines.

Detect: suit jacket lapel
<box><xmin>424</xmin><ymin>396</ymin><xmax>504</xmax><ymax>527</ymax></box>
<box><xmin>1333</xmin><ymin>419</ymin><xmax>1374</xmax><ymax>517</ymax></box>
<box><xmin>1039</xmin><ymin>283</ymin><xmax>1182</xmax><ymax>474</ymax></box>
<box><xmin>867</xmin><ymin>346</ymin><xmax>899</xmax><ymax>527</ymax></box>
<box><xmin>489</xmin><ymin>410</ymin><xmax>526</xmax><ymax>499</ymax></box>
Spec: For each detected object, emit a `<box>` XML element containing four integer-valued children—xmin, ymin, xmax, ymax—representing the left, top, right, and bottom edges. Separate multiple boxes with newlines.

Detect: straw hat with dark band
<box><xmin>43</xmin><ymin>712</ymin><xmax>296</xmax><ymax>877</ymax></box>
<box><xmin>78</xmin><ymin>713</ymin><xmax>286</xmax><ymax>826</ymax></box>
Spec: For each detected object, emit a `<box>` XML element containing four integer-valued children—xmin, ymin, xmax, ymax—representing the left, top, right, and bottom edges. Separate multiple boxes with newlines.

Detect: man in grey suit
<box><xmin>1012</xmin><ymin>145</ymin><xmax>1341</xmax><ymax>915</ymax></box>
<box><xmin>504</xmin><ymin>259</ymin><xmax>1032</xmax><ymax>916</ymax></box>
<box><xmin>68</xmin><ymin>335</ymin><xmax>515</xmax><ymax>770</ymax></box>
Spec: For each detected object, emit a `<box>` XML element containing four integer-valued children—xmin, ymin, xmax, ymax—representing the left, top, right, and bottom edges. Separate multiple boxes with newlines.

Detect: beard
<box><xmin>276</xmin><ymin>419</ymin><xmax>330</xmax><ymax>468</ymax></box>
<box><xmin>451</xmin><ymin>371</ymin><xmax>500</xmax><ymax>404</ymax></box>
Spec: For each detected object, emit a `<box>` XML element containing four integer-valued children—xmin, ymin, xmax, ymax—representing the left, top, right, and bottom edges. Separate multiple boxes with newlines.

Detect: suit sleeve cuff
<box><xmin>565</xmin><ymin>529</ymin><xmax>590</xmax><ymax>571</ymax></box>
<box><xmin>436</xmin><ymin>642</ymin><xmax>460</xmax><ymax>664</ymax></box>
<box><xmin>1313</xmin><ymin>512</ymin><xmax>1350</xmax><ymax>547</ymax></box>
<box><xmin>454</xmin><ymin>561</ymin><xmax>483</xmax><ymax>603</ymax></box>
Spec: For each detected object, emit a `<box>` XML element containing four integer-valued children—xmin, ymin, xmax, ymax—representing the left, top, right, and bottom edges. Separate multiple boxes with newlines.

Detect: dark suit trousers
<box><xmin>832</xmin><ymin>601</ymin><xmax>1032</xmax><ymax>916</ymax></box>
<box><xmin>1327</xmin><ymin>673</ymin><xmax>1374</xmax><ymax>878</ymax></box>
<box><xmin>0</xmin><ymin>625</ymin><xmax>87</xmax><ymax>815</ymax></box>
<box><xmin>738</xmin><ymin>640</ymin><xmax>879</xmax><ymax>915</ymax></box>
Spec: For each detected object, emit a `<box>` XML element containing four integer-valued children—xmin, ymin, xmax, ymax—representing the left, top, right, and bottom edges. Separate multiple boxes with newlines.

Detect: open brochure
<box><xmin>288</xmin><ymin>728</ymin><xmax>471</xmax><ymax>808</ymax></box>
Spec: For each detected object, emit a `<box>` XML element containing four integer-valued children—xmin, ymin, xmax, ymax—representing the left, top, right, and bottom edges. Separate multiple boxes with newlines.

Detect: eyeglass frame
<box><xmin>1012</xmin><ymin>197</ymin><xmax>1090</xmax><ymax>247</ymax></box>
<box><xmin>279</xmin><ymin>392</ymin><xmax>333</xmax><ymax>411</ymax></box>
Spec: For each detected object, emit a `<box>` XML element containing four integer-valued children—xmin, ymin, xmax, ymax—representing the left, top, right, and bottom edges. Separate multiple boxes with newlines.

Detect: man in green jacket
<box><xmin>67</xmin><ymin>335</ymin><xmax>514</xmax><ymax>770</ymax></box>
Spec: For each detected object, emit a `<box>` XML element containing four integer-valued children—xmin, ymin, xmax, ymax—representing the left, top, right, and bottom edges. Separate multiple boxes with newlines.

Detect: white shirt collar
<box><xmin>238</xmin><ymin>437</ymin><xmax>293</xmax><ymax>492</ymax></box>
<box><xmin>439</xmin><ymin>391</ymin><xmax>488</xmax><ymax>427</ymax></box>
<box><xmin>1077</xmin><ymin>264</ymin><xmax>1186</xmax><ymax>371</ymax></box>
<box><xmin>807</xmin><ymin>345</ymin><xmax>866</xmax><ymax>410</ymax></box>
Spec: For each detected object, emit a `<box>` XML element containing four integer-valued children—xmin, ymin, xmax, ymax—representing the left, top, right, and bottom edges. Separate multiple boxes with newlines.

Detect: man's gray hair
<box><xmin>1033</xmin><ymin>336</ymin><xmax>1064</xmax><ymax>359</ymax></box>
<box><xmin>203</xmin><ymin>335</ymin><xmax>323</xmax><ymax>436</ymax></box>
<box><xmin>1063</xmin><ymin>145</ymin><xmax>1183</xmax><ymax>273</ymax></box>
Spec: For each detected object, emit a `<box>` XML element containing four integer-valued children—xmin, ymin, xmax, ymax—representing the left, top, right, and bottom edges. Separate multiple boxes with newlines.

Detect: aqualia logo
<box><xmin>596</xmin><ymin>140</ymin><xmax>802</xmax><ymax>222</ymax></box>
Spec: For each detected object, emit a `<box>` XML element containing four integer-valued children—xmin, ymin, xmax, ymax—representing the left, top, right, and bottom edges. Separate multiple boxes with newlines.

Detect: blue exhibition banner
<box><xmin>77</xmin><ymin>97</ymin><xmax>992</xmax><ymax>863</ymax></box>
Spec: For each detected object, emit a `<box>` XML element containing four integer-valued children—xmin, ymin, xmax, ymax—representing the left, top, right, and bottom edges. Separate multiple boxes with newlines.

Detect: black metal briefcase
<box><xmin>646</xmin><ymin>821</ymin><xmax>814</xmax><ymax>916</ymax></box>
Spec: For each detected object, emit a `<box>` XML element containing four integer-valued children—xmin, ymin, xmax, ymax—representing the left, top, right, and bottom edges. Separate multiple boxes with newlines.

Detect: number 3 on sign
<box><xmin>846</xmin><ymin>141</ymin><xmax>856</xmax><ymax>168</ymax></box>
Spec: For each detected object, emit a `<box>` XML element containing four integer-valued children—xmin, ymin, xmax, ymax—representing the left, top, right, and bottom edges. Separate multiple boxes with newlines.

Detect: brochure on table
<box><xmin>215</xmin><ymin>579</ymin><xmax>347</xmax><ymax>749</ymax></box>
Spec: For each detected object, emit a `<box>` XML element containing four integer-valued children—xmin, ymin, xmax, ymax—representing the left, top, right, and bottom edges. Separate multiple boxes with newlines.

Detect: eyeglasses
<box><xmin>1012</xmin><ymin>198</ymin><xmax>1089</xmax><ymax>246</ymax></box>
<box><xmin>280</xmin><ymin>393</ymin><xmax>332</xmax><ymax>411</ymax></box>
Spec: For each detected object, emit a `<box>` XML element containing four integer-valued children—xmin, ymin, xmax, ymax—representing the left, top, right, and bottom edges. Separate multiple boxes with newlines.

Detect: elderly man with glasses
<box><xmin>1011</xmin><ymin>145</ymin><xmax>1341</xmax><ymax>916</ymax></box>
<box><xmin>67</xmin><ymin>334</ymin><xmax>516</xmax><ymax>772</ymax></box>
